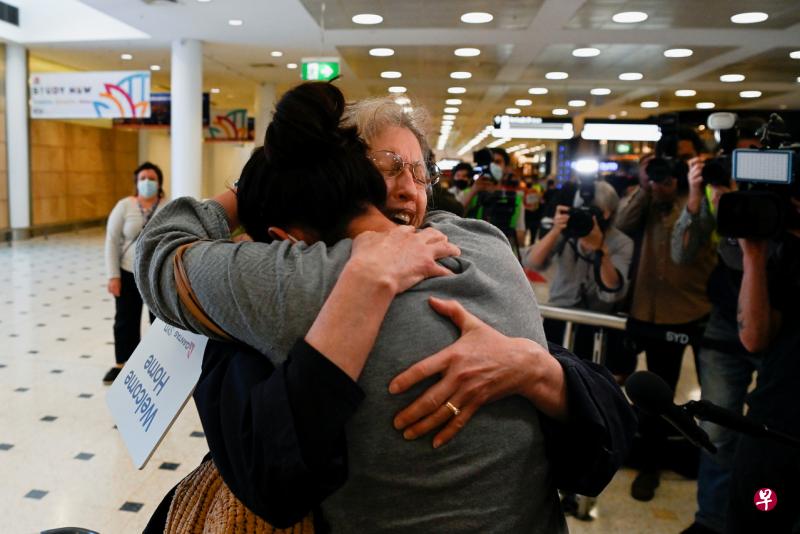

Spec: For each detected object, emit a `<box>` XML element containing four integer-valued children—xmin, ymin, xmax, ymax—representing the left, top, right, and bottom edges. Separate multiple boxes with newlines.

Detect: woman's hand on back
<box><xmin>389</xmin><ymin>297</ymin><xmax>567</xmax><ymax>448</ymax></box>
<box><xmin>349</xmin><ymin>227</ymin><xmax>460</xmax><ymax>295</ymax></box>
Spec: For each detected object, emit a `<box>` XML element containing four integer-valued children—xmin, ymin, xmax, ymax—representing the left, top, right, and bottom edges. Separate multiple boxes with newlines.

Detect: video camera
<box><xmin>472</xmin><ymin>147</ymin><xmax>498</xmax><ymax>184</ymax></box>
<box><xmin>717</xmin><ymin>114</ymin><xmax>799</xmax><ymax>238</ymax></box>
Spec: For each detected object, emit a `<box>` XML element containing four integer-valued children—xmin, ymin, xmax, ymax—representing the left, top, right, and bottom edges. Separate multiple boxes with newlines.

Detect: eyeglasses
<box><xmin>369</xmin><ymin>150</ymin><xmax>441</xmax><ymax>188</ymax></box>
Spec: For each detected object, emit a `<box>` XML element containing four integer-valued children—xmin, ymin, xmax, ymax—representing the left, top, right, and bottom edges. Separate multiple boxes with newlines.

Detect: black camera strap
<box><xmin>566</xmin><ymin>238</ymin><xmax>624</xmax><ymax>294</ymax></box>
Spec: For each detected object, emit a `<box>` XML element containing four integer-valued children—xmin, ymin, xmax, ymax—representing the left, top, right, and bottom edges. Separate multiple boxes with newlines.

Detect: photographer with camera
<box><xmin>709</xmin><ymin>115</ymin><xmax>800</xmax><ymax>533</ymax></box>
<box><xmin>725</xmin><ymin>216</ymin><xmax>800</xmax><ymax>533</ymax></box>
<box><xmin>525</xmin><ymin>180</ymin><xmax>633</xmax><ymax>369</ymax></box>
<box><xmin>464</xmin><ymin>148</ymin><xmax>527</xmax><ymax>254</ymax></box>
<box><xmin>616</xmin><ymin>145</ymin><xmax>717</xmax><ymax>502</ymax></box>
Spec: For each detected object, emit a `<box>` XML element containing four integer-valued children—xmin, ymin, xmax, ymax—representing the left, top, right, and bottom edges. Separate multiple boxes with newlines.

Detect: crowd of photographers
<box><xmin>440</xmin><ymin>116</ymin><xmax>800</xmax><ymax>534</ymax></box>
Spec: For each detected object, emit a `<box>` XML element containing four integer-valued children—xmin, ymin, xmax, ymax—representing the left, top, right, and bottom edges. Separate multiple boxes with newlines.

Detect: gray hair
<box><xmin>342</xmin><ymin>96</ymin><xmax>431</xmax><ymax>156</ymax></box>
<box><xmin>592</xmin><ymin>180</ymin><xmax>620</xmax><ymax>214</ymax></box>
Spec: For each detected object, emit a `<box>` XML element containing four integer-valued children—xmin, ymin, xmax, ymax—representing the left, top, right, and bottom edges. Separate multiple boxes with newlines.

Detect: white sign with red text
<box><xmin>106</xmin><ymin>319</ymin><xmax>208</xmax><ymax>469</ymax></box>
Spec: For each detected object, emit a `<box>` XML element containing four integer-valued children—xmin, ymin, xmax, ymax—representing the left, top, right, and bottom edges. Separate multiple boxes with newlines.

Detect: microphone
<box><xmin>684</xmin><ymin>400</ymin><xmax>800</xmax><ymax>448</ymax></box>
<box><xmin>625</xmin><ymin>371</ymin><xmax>717</xmax><ymax>454</ymax></box>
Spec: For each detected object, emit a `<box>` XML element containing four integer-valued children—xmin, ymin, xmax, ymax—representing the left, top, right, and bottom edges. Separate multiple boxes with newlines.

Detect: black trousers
<box><xmin>630</xmin><ymin>318</ymin><xmax>707</xmax><ymax>472</ymax></box>
<box><xmin>113</xmin><ymin>269</ymin><xmax>153</xmax><ymax>365</ymax></box>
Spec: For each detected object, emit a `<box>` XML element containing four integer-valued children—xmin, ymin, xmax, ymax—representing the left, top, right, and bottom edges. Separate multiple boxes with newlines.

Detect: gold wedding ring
<box><xmin>445</xmin><ymin>401</ymin><xmax>461</xmax><ymax>417</ymax></box>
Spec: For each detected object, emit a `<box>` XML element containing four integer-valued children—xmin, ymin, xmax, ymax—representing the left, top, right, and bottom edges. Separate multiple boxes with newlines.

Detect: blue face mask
<box><xmin>137</xmin><ymin>179</ymin><xmax>159</xmax><ymax>198</ymax></box>
<box><xmin>489</xmin><ymin>162</ymin><xmax>504</xmax><ymax>181</ymax></box>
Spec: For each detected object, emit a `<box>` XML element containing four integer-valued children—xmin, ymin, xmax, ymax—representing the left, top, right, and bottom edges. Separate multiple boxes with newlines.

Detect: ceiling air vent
<box><xmin>0</xmin><ymin>1</ymin><xmax>19</xmax><ymax>26</ymax></box>
<box><xmin>141</xmin><ymin>0</ymin><xmax>178</xmax><ymax>4</ymax></box>
<box><xmin>250</xmin><ymin>63</ymin><xmax>277</xmax><ymax>69</ymax></box>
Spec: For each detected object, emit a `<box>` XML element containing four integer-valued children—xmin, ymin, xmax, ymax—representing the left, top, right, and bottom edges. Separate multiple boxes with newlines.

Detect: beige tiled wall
<box><xmin>30</xmin><ymin>121</ymin><xmax>138</xmax><ymax>226</ymax></box>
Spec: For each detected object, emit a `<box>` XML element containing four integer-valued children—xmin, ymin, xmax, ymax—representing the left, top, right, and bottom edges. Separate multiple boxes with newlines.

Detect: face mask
<box><xmin>137</xmin><ymin>179</ymin><xmax>159</xmax><ymax>198</ymax></box>
<box><xmin>454</xmin><ymin>180</ymin><xmax>470</xmax><ymax>191</ymax></box>
<box><xmin>489</xmin><ymin>163</ymin><xmax>504</xmax><ymax>181</ymax></box>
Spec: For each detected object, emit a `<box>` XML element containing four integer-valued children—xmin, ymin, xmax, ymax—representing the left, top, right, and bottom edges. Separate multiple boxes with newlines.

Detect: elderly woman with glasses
<box><xmin>137</xmin><ymin>83</ymin><xmax>634</xmax><ymax>532</ymax></box>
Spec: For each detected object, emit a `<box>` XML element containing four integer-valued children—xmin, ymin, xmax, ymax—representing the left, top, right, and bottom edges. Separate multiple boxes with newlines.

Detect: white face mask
<box><xmin>137</xmin><ymin>179</ymin><xmax>159</xmax><ymax>198</ymax></box>
<box><xmin>489</xmin><ymin>162</ymin><xmax>504</xmax><ymax>181</ymax></box>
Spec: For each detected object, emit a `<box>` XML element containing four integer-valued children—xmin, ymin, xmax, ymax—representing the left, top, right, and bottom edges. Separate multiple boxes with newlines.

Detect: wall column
<box><xmin>254</xmin><ymin>83</ymin><xmax>276</xmax><ymax>145</ymax></box>
<box><xmin>6</xmin><ymin>42</ymin><xmax>30</xmax><ymax>238</ymax></box>
<box><xmin>170</xmin><ymin>38</ymin><xmax>203</xmax><ymax>199</ymax></box>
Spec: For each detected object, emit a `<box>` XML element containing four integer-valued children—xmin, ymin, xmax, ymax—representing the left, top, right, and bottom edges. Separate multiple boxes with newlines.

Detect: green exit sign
<box><xmin>301</xmin><ymin>57</ymin><xmax>340</xmax><ymax>81</ymax></box>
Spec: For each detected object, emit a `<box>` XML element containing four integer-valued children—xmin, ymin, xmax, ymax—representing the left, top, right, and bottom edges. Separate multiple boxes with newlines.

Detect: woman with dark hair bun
<box><xmin>137</xmin><ymin>82</ymin><xmax>634</xmax><ymax>532</ymax></box>
<box><xmin>103</xmin><ymin>161</ymin><xmax>164</xmax><ymax>384</ymax></box>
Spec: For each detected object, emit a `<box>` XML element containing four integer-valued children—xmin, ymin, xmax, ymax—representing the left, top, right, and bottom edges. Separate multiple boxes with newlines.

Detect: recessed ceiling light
<box><xmin>444</xmin><ymin>107</ymin><xmax>460</xmax><ymax>113</ymax></box>
<box><xmin>696</xmin><ymin>102</ymin><xmax>715</xmax><ymax>109</ymax></box>
<box><xmin>395</xmin><ymin>96</ymin><xmax>411</xmax><ymax>105</ymax></box>
<box><xmin>448</xmin><ymin>87</ymin><xmax>467</xmax><ymax>94</ymax></box>
<box><xmin>442</xmin><ymin>119</ymin><xmax>454</xmax><ymax>125</ymax></box>
<box><xmin>388</xmin><ymin>86</ymin><xmax>407</xmax><ymax>94</ymax></box>
<box><xmin>590</xmin><ymin>88</ymin><xmax>611</xmax><ymax>96</ymax></box>
<box><xmin>505</xmin><ymin>107</ymin><xmax>521</xmax><ymax>114</ymax></box>
<box><xmin>445</xmin><ymin>99</ymin><xmax>462</xmax><ymax>105</ymax></box>
<box><xmin>381</xmin><ymin>71</ymin><xmax>402</xmax><ymax>79</ymax></box>
<box><xmin>210</xmin><ymin>88</ymin><xmax>220</xmax><ymax>94</ymax></box>
<box><xmin>271</xmin><ymin>51</ymin><xmax>283</xmax><ymax>57</ymax></box>
<box><xmin>552</xmin><ymin>108</ymin><xmax>569</xmax><ymax>116</ymax></box>
<box><xmin>790</xmin><ymin>50</ymin><xmax>800</xmax><ymax>59</ymax></box>
<box><xmin>572</xmin><ymin>47</ymin><xmax>601</xmax><ymax>58</ymax></box>
<box><xmin>740</xmin><ymin>90</ymin><xmax>762</xmax><ymax>98</ymax></box>
<box><xmin>228</xmin><ymin>19</ymin><xmax>243</xmax><ymax>26</ymax></box>
<box><xmin>515</xmin><ymin>99</ymin><xmax>533</xmax><ymax>106</ymax></box>
<box><xmin>120</xmin><ymin>53</ymin><xmax>133</xmax><ymax>60</ymax></box>
<box><xmin>454</xmin><ymin>47</ymin><xmax>481</xmax><ymax>57</ymax></box>
<box><xmin>675</xmin><ymin>89</ymin><xmax>696</xmax><ymax>97</ymax></box>
<box><xmin>150</xmin><ymin>65</ymin><xmax>161</xmax><ymax>71</ymax></box>
<box><xmin>797</xmin><ymin>76</ymin><xmax>800</xmax><ymax>83</ymax></box>
<box><xmin>568</xmin><ymin>99</ymin><xmax>587</xmax><ymax>107</ymax></box>
<box><xmin>620</xmin><ymin>110</ymin><xmax>628</xmax><ymax>117</ymax></box>
<box><xmin>461</xmin><ymin>12</ymin><xmax>493</xmax><ymax>24</ymax></box>
<box><xmin>612</xmin><ymin>11</ymin><xmax>648</xmax><ymax>24</ymax></box>
<box><xmin>287</xmin><ymin>63</ymin><xmax>298</xmax><ymax>69</ymax></box>
<box><xmin>720</xmin><ymin>74</ymin><xmax>745</xmax><ymax>82</ymax></box>
<box><xmin>664</xmin><ymin>48</ymin><xmax>694</xmax><ymax>58</ymax></box>
<box><xmin>352</xmin><ymin>13</ymin><xmax>383</xmax><ymax>25</ymax></box>
<box><xmin>450</xmin><ymin>71</ymin><xmax>472</xmax><ymax>79</ymax></box>
<box><xmin>369</xmin><ymin>48</ymin><xmax>395</xmax><ymax>57</ymax></box>
<box><xmin>403</xmin><ymin>106</ymin><xmax>413</xmax><ymax>113</ymax></box>
<box><xmin>731</xmin><ymin>12</ymin><xmax>768</xmax><ymax>24</ymax></box>
<box><xmin>545</xmin><ymin>71</ymin><xmax>569</xmax><ymax>80</ymax></box>
<box><xmin>609</xmin><ymin>114</ymin><xmax>617</xmax><ymax>120</ymax></box>
<box><xmin>641</xmin><ymin>101</ymin><xmax>659</xmax><ymax>108</ymax></box>
<box><xmin>528</xmin><ymin>87</ymin><xmax>548</xmax><ymax>95</ymax></box>
<box><xmin>197</xmin><ymin>0</ymin><xmax>211</xmax><ymax>2</ymax></box>
<box><xmin>442</xmin><ymin>114</ymin><xmax>456</xmax><ymax>120</ymax></box>
<box><xmin>619</xmin><ymin>72</ymin><xmax>643</xmax><ymax>80</ymax></box>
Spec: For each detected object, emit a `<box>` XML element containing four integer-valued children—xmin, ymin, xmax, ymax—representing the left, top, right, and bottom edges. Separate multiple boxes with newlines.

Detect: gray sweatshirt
<box><xmin>135</xmin><ymin>197</ymin><xmax>565</xmax><ymax>534</ymax></box>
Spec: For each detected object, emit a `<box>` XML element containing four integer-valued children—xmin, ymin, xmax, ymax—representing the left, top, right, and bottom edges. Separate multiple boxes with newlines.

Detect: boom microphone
<box><xmin>625</xmin><ymin>371</ymin><xmax>717</xmax><ymax>454</ymax></box>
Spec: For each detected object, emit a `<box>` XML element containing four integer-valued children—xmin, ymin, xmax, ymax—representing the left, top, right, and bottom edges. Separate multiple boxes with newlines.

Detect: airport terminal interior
<box><xmin>1</xmin><ymin>1</ymin><xmax>799</xmax><ymax>533</ymax></box>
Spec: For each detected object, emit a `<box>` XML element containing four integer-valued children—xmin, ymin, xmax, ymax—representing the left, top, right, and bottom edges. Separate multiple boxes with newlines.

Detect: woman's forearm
<box><xmin>305</xmin><ymin>260</ymin><xmax>396</xmax><ymax>381</ymax></box>
<box><xmin>516</xmin><ymin>339</ymin><xmax>569</xmax><ymax>421</ymax></box>
<box><xmin>526</xmin><ymin>227</ymin><xmax>560</xmax><ymax>269</ymax></box>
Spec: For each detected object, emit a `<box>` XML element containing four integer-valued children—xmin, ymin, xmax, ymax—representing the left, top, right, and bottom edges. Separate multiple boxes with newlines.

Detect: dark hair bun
<box><xmin>237</xmin><ymin>82</ymin><xmax>387</xmax><ymax>244</ymax></box>
<box><xmin>264</xmin><ymin>82</ymin><xmax>359</xmax><ymax>166</ymax></box>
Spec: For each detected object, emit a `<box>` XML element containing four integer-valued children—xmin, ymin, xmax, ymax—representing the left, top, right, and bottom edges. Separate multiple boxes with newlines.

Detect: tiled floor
<box><xmin>0</xmin><ymin>228</ymin><xmax>700</xmax><ymax>533</ymax></box>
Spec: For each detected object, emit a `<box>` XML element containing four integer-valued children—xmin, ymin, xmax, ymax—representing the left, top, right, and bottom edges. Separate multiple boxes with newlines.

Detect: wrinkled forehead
<box><xmin>370</xmin><ymin>126</ymin><xmax>423</xmax><ymax>162</ymax></box>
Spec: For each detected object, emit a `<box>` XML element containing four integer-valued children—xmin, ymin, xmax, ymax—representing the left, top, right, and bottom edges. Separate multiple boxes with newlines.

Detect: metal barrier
<box><xmin>538</xmin><ymin>304</ymin><xmax>628</xmax><ymax>521</ymax></box>
<box><xmin>539</xmin><ymin>305</ymin><xmax>628</xmax><ymax>367</ymax></box>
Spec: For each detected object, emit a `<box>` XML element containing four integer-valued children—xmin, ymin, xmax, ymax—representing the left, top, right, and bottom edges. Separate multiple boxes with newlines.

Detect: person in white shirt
<box><xmin>103</xmin><ymin>162</ymin><xmax>165</xmax><ymax>384</ymax></box>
